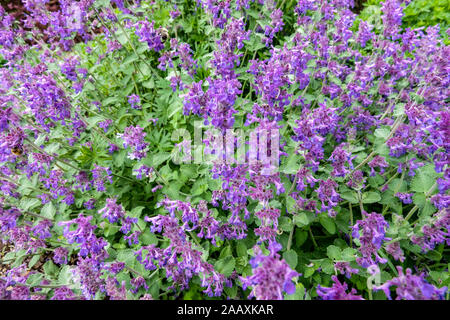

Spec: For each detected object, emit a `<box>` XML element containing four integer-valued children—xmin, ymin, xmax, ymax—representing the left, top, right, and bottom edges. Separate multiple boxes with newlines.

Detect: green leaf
<box><xmin>41</xmin><ymin>202</ymin><xmax>56</xmax><ymax>219</ymax></box>
<box><xmin>117</xmin><ymin>249</ymin><xmax>136</xmax><ymax>267</ymax></box>
<box><xmin>319</xmin><ymin>216</ymin><xmax>336</xmax><ymax>234</ymax></box>
<box><xmin>362</xmin><ymin>191</ymin><xmax>381</xmax><ymax>203</ymax></box>
<box><xmin>28</xmin><ymin>254</ymin><xmax>41</xmax><ymax>269</ymax></box>
<box><xmin>130</xmin><ymin>206</ymin><xmax>145</xmax><ymax>218</ymax></box>
<box><xmin>304</xmin><ymin>267</ymin><xmax>315</xmax><ymax>278</ymax></box>
<box><xmin>374</xmin><ymin>127</ymin><xmax>390</xmax><ymax>139</ymax></box>
<box><xmin>281</xmin><ymin>154</ymin><xmax>300</xmax><ymax>174</ymax></box>
<box><xmin>279</xmin><ymin>216</ymin><xmax>293</xmax><ymax>232</ymax></box>
<box><xmin>295</xmin><ymin>230</ymin><xmax>308</xmax><ymax>247</ymax></box>
<box><xmin>214</xmin><ymin>256</ymin><xmax>235</xmax><ymax>277</ymax></box>
<box><xmin>293</xmin><ymin>211</ymin><xmax>315</xmax><ymax>227</ymax></box>
<box><xmin>152</xmin><ymin>152</ymin><xmax>171</xmax><ymax>167</ymax></box>
<box><xmin>320</xmin><ymin>259</ymin><xmax>335</xmax><ymax>275</ymax></box>
<box><xmin>236</xmin><ymin>242</ymin><xmax>247</xmax><ymax>257</ymax></box>
<box><xmin>104</xmin><ymin>223</ymin><xmax>120</xmax><ymax>237</ymax></box>
<box><xmin>219</xmin><ymin>246</ymin><xmax>233</xmax><ymax>260</ymax></box>
<box><xmin>411</xmin><ymin>164</ymin><xmax>438</xmax><ymax>193</ymax></box>
<box><xmin>283</xmin><ymin>250</ymin><xmax>298</xmax><ymax>269</ymax></box>
<box><xmin>168</xmin><ymin>99</ymin><xmax>183</xmax><ymax>118</ymax></box>
<box><xmin>285</xmin><ymin>283</ymin><xmax>305</xmax><ymax>300</ymax></box>
<box><xmin>140</xmin><ymin>231</ymin><xmax>158</xmax><ymax>246</ymax></box>
<box><xmin>342</xmin><ymin>248</ymin><xmax>357</xmax><ymax>262</ymax></box>
<box><xmin>327</xmin><ymin>245</ymin><xmax>342</xmax><ymax>260</ymax></box>
<box><xmin>425</xmin><ymin>250</ymin><xmax>442</xmax><ymax>262</ymax></box>
<box><xmin>43</xmin><ymin>260</ymin><xmax>59</xmax><ymax>277</ymax></box>
<box><xmin>340</xmin><ymin>191</ymin><xmax>358</xmax><ymax>204</ymax></box>
<box><xmin>26</xmin><ymin>273</ymin><xmax>43</xmax><ymax>286</ymax></box>
<box><xmin>286</xmin><ymin>196</ymin><xmax>297</xmax><ymax>214</ymax></box>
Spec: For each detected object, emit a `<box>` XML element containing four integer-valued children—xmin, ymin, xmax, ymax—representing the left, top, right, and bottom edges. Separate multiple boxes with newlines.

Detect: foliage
<box><xmin>0</xmin><ymin>0</ymin><xmax>448</xmax><ymax>300</ymax></box>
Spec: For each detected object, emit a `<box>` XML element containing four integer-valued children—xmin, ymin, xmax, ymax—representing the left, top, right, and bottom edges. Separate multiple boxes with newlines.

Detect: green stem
<box><xmin>308</xmin><ymin>227</ymin><xmax>318</xmax><ymax>248</ymax></box>
<box><xmin>349</xmin><ymin>203</ymin><xmax>353</xmax><ymax>247</ymax></box>
<box><xmin>358</xmin><ymin>191</ymin><xmax>364</xmax><ymax>214</ymax></box>
<box><xmin>287</xmin><ymin>226</ymin><xmax>295</xmax><ymax>251</ymax></box>
<box><xmin>404</xmin><ymin>181</ymin><xmax>438</xmax><ymax>221</ymax></box>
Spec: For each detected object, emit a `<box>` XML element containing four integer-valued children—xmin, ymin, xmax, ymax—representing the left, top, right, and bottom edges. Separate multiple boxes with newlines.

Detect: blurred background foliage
<box><xmin>360</xmin><ymin>0</ymin><xmax>449</xmax><ymax>43</ymax></box>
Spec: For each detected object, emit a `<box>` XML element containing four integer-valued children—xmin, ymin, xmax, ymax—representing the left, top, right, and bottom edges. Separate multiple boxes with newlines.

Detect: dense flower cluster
<box><xmin>0</xmin><ymin>0</ymin><xmax>448</xmax><ymax>301</ymax></box>
<box><xmin>240</xmin><ymin>243</ymin><xmax>299</xmax><ymax>300</ymax></box>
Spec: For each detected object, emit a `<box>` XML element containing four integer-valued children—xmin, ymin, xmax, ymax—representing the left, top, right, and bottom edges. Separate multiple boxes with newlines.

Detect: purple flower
<box><xmin>98</xmin><ymin>198</ymin><xmax>125</xmax><ymax>224</ymax></box>
<box><xmin>91</xmin><ymin>165</ymin><xmax>113</xmax><ymax>192</ymax></box>
<box><xmin>51</xmin><ymin>287</ymin><xmax>78</xmax><ymax>300</ymax></box>
<box><xmin>128</xmin><ymin>94</ymin><xmax>141</xmax><ymax>110</ymax></box>
<box><xmin>374</xmin><ymin>266</ymin><xmax>447</xmax><ymax>300</ymax></box>
<box><xmin>83</xmin><ymin>199</ymin><xmax>96</xmax><ymax>210</ymax></box>
<box><xmin>134</xmin><ymin>165</ymin><xmax>154</xmax><ymax>180</ymax></box>
<box><xmin>381</xmin><ymin>0</ymin><xmax>404</xmax><ymax>40</ymax></box>
<box><xmin>316</xmin><ymin>179</ymin><xmax>341</xmax><ymax>216</ymax></box>
<box><xmin>130</xmin><ymin>276</ymin><xmax>149</xmax><ymax>294</ymax></box>
<box><xmin>352</xmin><ymin>212</ymin><xmax>389</xmax><ymax>267</ymax></box>
<box><xmin>240</xmin><ymin>243</ymin><xmax>299</xmax><ymax>300</ymax></box>
<box><xmin>106</xmin><ymin>277</ymin><xmax>127</xmax><ymax>300</ymax></box>
<box><xmin>59</xmin><ymin>214</ymin><xmax>108</xmax><ymax>260</ymax></box>
<box><xmin>98</xmin><ymin>119</ymin><xmax>113</xmax><ymax>133</ymax></box>
<box><xmin>395</xmin><ymin>192</ymin><xmax>413</xmax><ymax>204</ymax></box>
<box><xmin>368</xmin><ymin>156</ymin><xmax>389</xmax><ymax>176</ymax></box>
<box><xmin>356</xmin><ymin>21</ymin><xmax>374</xmax><ymax>47</ymax></box>
<box><xmin>334</xmin><ymin>262</ymin><xmax>359</xmax><ymax>278</ymax></box>
<box><xmin>385</xmin><ymin>241</ymin><xmax>405</xmax><ymax>262</ymax></box>
<box><xmin>31</xmin><ymin>220</ymin><xmax>53</xmax><ymax>240</ymax></box>
<box><xmin>117</xmin><ymin>125</ymin><xmax>149</xmax><ymax>160</ymax></box>
<box><xmin>133</xmin><ymin>19</ymin><xmax>164</xmax><ymax>52</ymax></box>
<box><xmin>53</xmin><ymin>247</ymin><xmax>69</xmax><ymax>265</ymax></box>
<box><xmin>60</xmin><ymin>56</ymin><xmax>80</xmax><ymax>81</ymax></box>
<box><xmin>411</xmin><ymin>209</ymin><xmax>449</xmax><ymax>252</ymax></box>
<box><xmin>0</xmin><ymin>208</ymin><xmax>21</xmax><ymax>232</ymax></box>
<box><xmin>141</xmin><ymin>203</ymin><xmax>229</xmax><ymax>296</ymax></box>
<box><xmin>328</xmin><ymin>144</ymin><xmax>354</xmax><ymax>177</ymax></box>
<box><xmin>254</xmin><ymin>207</ymin><xmax>280</xmax><ymax>244</ymax></box>
<box><xmin>317</xmin><ymin>276</ymin><xmax>364</xmax><ymax>300</ymax></box>
<box><xmin>263</xmin><ymin>9</ymin><xmax>284</xmax><ymax>46</ymax></box>
<box><xmin>73</xmin><ymin>257</ymin><xmax>106</xmax><ymax>299</ymax></box>
<box><xmin>124</xmin><ymin>230</ymin><xmax>140</xmax><ymax>245</ymax></box>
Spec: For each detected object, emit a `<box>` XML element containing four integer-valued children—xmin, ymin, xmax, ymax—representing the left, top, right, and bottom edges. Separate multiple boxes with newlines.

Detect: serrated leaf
<box><xmin>286</xmin><ymin>196</ymin><xmax>297</xmax><ymax>214</ymax></box>
<box><xmin>411</xmin><ymin>165</ymin><xmax>438</xmax><ymax>193</ymax></box>
<box><xmin>236</xmin><ymin>242</ymin><xmax>247</xmax><ymax>257</ymax></box>
<box><xmin>41</xmin><ymin>202</ymin><xmax>56</xmax><ymax>219</ymax></box>
<box><xmin>117</xmin><ymin>249</ymin><xmax>136</xmax><ymax>267</ymax></box>
<box><xmin>342</xmin><ymin>248</ymin><xmax>357</xmax><ymax>262</ymax></box>
<box><xmin>374</xmin><ymin>127</ymin><xmax>390</xmax><ymax>139</ymax></box>
<box><xmin>320</xmin><ymin>216</ymin><xmax>336</xmax><ymax>234</ymax></box>
<box><xmin>362</xmin><ymin>191</ymin><xmax>381</xmax><ymax>204</ymax></box>
<box><xmin>214</xmin><ymin>256</ymin><xmax>235</xmax><ymax>277</ymax></box>
<box><xmin>283</xmin><ymin>250</ymin><xmax>298</xmax><ymax>269</ymax></box>
<box><xmin>152</xmin><ymin>152</ymin><xmax>171</xmax><ymax>167</ymax></box>
<box><xmin>327</xmin><ymin>245</ymin><xmax>342</xmax><ymax>260</ymax></box>
<box><xmin>293</xmin><ymin>212</ymin><xmax>311</xmax><ymax>227</ymax></box>
<box><xmin>295</xmin><ymin>230</ymin><xmax>308</xmax><ymax>247</ymax></box>
<box><xmin>279</xmin><ymin>216</ymin><xmax>293</xmax><ymax>232</ymax></box>
<box><xmin>285</xmin><ymin>283</ymin><xmax>305</xmax><ymax>300</ymax></box>
<box><xmin>321</xmin><ymin>259</ymin><xmax>335</xmax><ymax>275</ymax></box>
<box><xmin>425</xmin><ymin>250</ymin><xmax>442</xmax><ymax>262</ymax></box>
<box><xmin>140</xmin><ymin>231</ymin><xmax>158</xmax><ymax>246</ymax></box>
<box><xmin>43</xmin><ymin>260</ymin><xmax>59</xmax><ymax>277</ymax></box>
<box><xmin>130</xmin><ymin>206</ymin><xmax>145</xmax><ymax>218</ymax></box>
<box><xmin>26</xmin><ymin>273</ymin><xmax>43</xmax><ymax>286</ymax></box>
<box><xmin>28</xmin><ymin>254</ymin><xmax>41</xmax><ymax>269</ymax></box>
<box><xmin>340</xmin><ymin>191</ymin><xmax>358</xmax><ymax>204</ymax></box>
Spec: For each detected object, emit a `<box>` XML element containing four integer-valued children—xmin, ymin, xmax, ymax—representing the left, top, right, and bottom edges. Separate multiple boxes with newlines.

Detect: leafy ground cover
<box><xmin>0</xmin><ymin>0</ymin><xmax>448</xmax><ymax>300</ymax></box>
